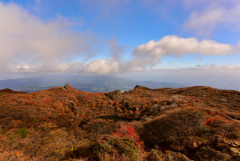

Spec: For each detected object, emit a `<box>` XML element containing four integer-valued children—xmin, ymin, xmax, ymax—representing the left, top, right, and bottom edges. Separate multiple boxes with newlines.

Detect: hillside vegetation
<box><xmin>0</xmin><ymin>84</ymin><xmax>240</xmax><ymax>160</ymax></box>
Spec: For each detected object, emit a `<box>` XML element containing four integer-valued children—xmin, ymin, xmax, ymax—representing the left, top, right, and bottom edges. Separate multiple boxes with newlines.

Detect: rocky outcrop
<box><xmin>60</xmin><ymin>84</ymin><xmax>72</xmax><ymax>90</ymax></box>
<box><xmin>64</xmin><ymin>84</ymin><xmax>71</xmax><ymax>89</ymax></box>
<box><xmin>104</xmin><ymin>89</ymin><xmax>122</xmax><ymax>100</ymax></box>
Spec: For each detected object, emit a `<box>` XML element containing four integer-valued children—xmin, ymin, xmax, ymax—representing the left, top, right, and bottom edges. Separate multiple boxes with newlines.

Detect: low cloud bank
<box><xmin>122</xmin><ymin>64</ymin><xmax>240</xmax><ymax>91</ymax></box>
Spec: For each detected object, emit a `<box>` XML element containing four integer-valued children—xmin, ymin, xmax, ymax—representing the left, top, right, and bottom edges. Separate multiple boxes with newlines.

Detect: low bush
<box><xmin>138</xmin><ymin>108</ymin><xmax>206</xmax><ymax>150</ymax></box>
<box><xmin>65</xmin><ymin>134</ymin><xmax>142</xmax><ymax>161</ymax></box>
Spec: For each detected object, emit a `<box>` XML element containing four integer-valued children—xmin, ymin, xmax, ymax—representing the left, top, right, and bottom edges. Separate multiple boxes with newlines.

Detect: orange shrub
<box><xmin>26</xmin><ymin>101</ymin><xmax>35</xmax><ymax>106</ymax></box>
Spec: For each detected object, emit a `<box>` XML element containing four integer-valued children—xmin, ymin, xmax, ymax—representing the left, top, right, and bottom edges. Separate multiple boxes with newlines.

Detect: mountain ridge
<box><xmin>0</xmin><ymin>84</ymin><xmax>240</xmax><ymax>160</ymax></box>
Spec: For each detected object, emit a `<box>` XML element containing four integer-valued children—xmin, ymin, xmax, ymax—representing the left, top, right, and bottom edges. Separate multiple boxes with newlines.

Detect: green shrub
<box><xmin>15</xmin><ymin>128</ymin><xmax>28</xmax><ymax>138</ymax></box>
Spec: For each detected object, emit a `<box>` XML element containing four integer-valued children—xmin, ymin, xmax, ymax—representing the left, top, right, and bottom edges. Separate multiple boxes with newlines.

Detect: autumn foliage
<box><xmin>1</xmin><ymin>85</ymin><xmax>240</xmax><ymax>160</ymax></box>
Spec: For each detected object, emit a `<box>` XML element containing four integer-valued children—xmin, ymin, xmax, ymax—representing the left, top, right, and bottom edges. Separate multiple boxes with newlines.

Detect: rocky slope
<box><xmin>0</xmin><ymin>84</ymin><xmax>240</xmax><ymax>160</ymax></box>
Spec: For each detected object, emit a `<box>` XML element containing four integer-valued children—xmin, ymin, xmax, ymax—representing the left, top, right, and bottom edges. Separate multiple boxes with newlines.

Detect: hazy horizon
<box><xmin>0</xmin><ymin>0</ymin><xmax>239</xmax><ymax>91</ymax></box>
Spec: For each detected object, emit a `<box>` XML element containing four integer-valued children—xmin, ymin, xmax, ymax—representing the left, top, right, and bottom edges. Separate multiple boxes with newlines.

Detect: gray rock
<box><xmin>171</xmin><ymin>90</ymin><xmax>177</xmax><ymax>94</ymax></box>
<box><xmin>230</xmin><ymin>148</ymin><xmax>240</xmax><ymax>155</ymax></box>
<box><xmin>152</xmin><ymin>104</ymin><xmax>160</xmax><ymax>109</ymax></box>
<box><xmin>105</xmin><ymin>89</ymin><xmax>122</xmax><ymax>100</ymax></box>
<box><xmin>220</xmin><ymin>98</ymin><xmax>228</xmax><ymax>103</ymax></box>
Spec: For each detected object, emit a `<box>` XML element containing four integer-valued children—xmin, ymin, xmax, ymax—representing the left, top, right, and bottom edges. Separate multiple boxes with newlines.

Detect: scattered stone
<box><xmin>150</xmin><ymin>104</ymin><xmax>161</xmax><ymax>113</ymax></box>
<box><xmin>171</xmin><ymin>90</ymin><xmax>178</xmax><ymax>94</ymax></box>
<box><xmin>141</xmin><ymin>115</ymin><xmax>153</xmax><ymax>122</ymax></box>
<box><xmin>161</xmin><ymin>106</ymin><xmax>166</xmax><ymax>110</ymax></box>
<box><xmin>233</xmin><ymin>141</ymin><xmax>240</xmax><ymax>147</ymax></box>
<box><xmin>220</xmin><ymin>98</ymin><xmax>228</xmax><ymax>103</ymax></box>
<box><xmin>171</xmin><ymin>95</ymin><xmax>181</xmax><ymax>101</ymax></box>
<box><xmin>230</xmin><ymin>148</ymin><xmax>240</xmax><ymax>155</ymax></box>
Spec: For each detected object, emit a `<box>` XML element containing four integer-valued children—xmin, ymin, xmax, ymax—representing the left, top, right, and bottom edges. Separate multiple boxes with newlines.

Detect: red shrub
<box><xmin>112</xmin><ymin>124</ymin><xmax>143</xmax><ymax>147</ymax></box>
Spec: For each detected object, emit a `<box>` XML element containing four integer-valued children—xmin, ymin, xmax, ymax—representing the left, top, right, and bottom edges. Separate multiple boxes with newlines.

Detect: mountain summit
<box><xmin>0</xmin><ymin>85</ymin><xmax>240</xmax><ymax>160</ymax></box>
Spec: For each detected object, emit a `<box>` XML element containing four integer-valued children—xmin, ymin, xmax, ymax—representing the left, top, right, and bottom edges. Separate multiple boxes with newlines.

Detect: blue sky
<box><xmin>0</xmin><ymin>0</ymin><xmax>240</xmax><ymax>90</ymax></box>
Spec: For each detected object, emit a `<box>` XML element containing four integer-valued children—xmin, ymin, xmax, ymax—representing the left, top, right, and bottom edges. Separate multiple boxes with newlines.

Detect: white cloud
<box><xmin>0</xmin><ymin>2</ymin><xmax>94</xmax><ymax>70</ymax></box>
<box><xmin>1</xmin><ymin>2</ymin><xmax>239</xmax><ymax>77</ymax></box>
<box><xmin>131</xmin><ymin>35</ymin><xmax>238</xmax><ymax>68</ymax></box>
<box><xmin>7</xmin><ymin>59</ymin><xmax>119</xmax><ymax>75</ymax></box>
<box><xmin>85</xmin><ymin>59</ymin><xmax>119</xmax><ymax>74</ymax></box>
<box><xmin>184</xmin><ymin>2</ymin><xmax>240</xmax><ymax>35</ymax></box>
<box><xmin>0</xmin><ymin>2</ymin><xmax>131</xmax><ymax>75</ymax></box>
<box><xmin>3</xmin><ymin>29</ymin><xmax>239</xmax><ymax>75</ymax></box>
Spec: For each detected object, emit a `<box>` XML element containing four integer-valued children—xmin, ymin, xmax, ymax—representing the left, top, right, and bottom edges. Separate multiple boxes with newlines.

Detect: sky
<box><xmin>0</xmin><ymin>0</ymin><xmax>240</xmax><ymax>90</ymax></box>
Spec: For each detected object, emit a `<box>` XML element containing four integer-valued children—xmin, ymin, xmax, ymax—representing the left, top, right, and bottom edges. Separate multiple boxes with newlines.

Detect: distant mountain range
<box><xmin>0</xmin><ymin>75</ymin><xmax>187</xmax><ymax>92</ymax></box>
